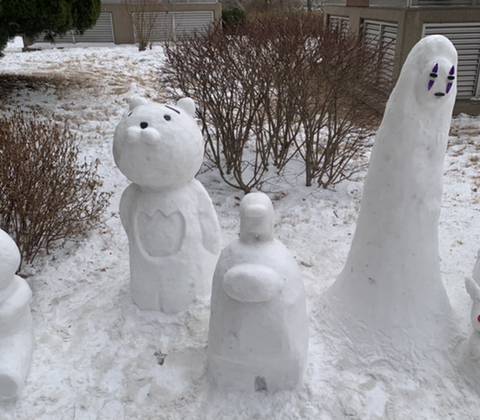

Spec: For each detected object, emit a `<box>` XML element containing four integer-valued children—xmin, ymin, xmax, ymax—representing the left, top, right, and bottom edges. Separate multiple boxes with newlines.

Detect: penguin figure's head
<box><xmin>239</xmin><ymin>192</ymin><xmax>275</xmax><ymax>243</ymax></box>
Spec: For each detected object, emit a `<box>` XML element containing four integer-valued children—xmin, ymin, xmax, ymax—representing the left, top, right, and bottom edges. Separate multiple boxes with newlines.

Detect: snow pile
<box><xmin>0</xmin><ymin>45</ymin><xmax>479</xmax><ymax>419</ymax></box>
<box><xmin>5</xmin><ymin>37</ymin><xmax>24</xmax><ymax>52</ymax></box>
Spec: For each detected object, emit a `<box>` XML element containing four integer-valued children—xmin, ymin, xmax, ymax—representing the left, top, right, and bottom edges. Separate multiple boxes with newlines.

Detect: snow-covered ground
<box><xmin>0</xmin><ymin>45</ymin><xmax>479</xmax><ymax>420</ymax></box>
<box><xmin>5</xmin><ymin>37</ymin><xmax>24</xmax><ymax>52</ymax></box>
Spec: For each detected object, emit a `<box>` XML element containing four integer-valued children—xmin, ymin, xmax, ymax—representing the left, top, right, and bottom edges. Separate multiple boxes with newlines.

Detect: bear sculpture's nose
<box><xmin>140</xmin><ymin>122</ymin><xmax>149</xmax><ymax>129</ymax></box>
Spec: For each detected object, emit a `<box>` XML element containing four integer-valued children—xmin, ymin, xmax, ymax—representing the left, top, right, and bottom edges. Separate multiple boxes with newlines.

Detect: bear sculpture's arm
<box><xmin>223</xmin><ymin>263</ymin><xmax>284</xmax><ymax>303</ymax></box>
<box><xmin>193</xmin><ymin>180</ymin><xmax>221</xmax><ymax>255</ymax></box>
<box><xmin>0</xmin><ymin>277</ymin><xmax>32</xmax><ymax>327</ymax></box>
<box><xmin>119</xmin><ymin>184</ymin><xmax>138</xmax><ymax>235</ymax></box>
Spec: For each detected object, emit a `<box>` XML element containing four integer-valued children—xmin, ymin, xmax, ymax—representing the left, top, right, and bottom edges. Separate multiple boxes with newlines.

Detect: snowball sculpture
<box><xmin>207</xmin><ymin>192</ymin><xmax>308</xmax><ymax>392</ymax></box>
<box><xmin>0</xmin><ymin>229</ymin><xmax>33</xmax><ymax>401</ymax></box>
<box><xmin>465</xmin><ymin>253</ymin><xmax>480</xmax><ymax>361</ymax></box>
<box><xmin>324</xmin><ymin>35</ymin><xmax>458</xmax><ymax>359</ymax></box>
<box><xmin>113</xmin><ymin>96</ymin><xmax>221</xmax><ymax>313</ymax></box>
<box><xmin>465</xmin><ymin>278</ymin><xmax>480</xmax><ymax>361</ymax></box>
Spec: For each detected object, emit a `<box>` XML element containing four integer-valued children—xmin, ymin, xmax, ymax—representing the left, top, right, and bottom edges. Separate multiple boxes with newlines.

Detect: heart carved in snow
<box><xmin>136</xmin><ymin>210</ymin><xmax>186</xmax><ymax>258</ymax></box>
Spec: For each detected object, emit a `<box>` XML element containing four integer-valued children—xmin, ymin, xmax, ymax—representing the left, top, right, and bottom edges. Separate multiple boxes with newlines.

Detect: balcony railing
<box><xmin>320</xmin><ymin>0</ymin><xmax>480</xmax><ymax>6</ymax></box>
<box><xmin>369</xmin><ymin>0</ymin><xmax>480</xmax><ymax>6</ymax></box>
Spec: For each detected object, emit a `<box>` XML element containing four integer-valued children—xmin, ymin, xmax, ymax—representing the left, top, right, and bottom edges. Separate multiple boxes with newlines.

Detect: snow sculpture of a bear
<box><xmin>0</xmin><ymin>229</ymin><xmax>33</xmax><ymax>401</ymax></box>
<box><xmin>113</xmin><ymin>96</ymin><xmax>221</xmax><ymax>313</ymax></box>
<box><xmin>207</xmin><ymin>192</ymin><xmax>308</xmax><ymax>392</ymax></box>
<box><xmin>465</xmin><ymin>255</ymin><xmax>480</xmax><ymax>361</ymax></box>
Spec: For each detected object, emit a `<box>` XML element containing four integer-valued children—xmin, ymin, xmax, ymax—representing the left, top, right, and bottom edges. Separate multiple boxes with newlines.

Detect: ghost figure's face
<box><xmin>414</xmin><ymin>57</ymin><xmax>456</xmax><ymax>109</ymax></box>
<box><xmin>406</xmin><ymin>36</ymin><xmax>457</xmax><ymax>109</ymax></box>
<box><xmin>426</xmin><ymin>61</ymin><xmax>456</xmax><ymax>97</ymax></box>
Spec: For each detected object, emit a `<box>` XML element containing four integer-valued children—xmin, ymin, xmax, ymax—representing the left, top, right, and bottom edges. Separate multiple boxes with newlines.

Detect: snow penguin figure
<box><xmin>114</xmin><ymin>96</ymin><xmax>221</xmax><ymax>313</ymax></box>
<box><xmin>207</xmin><ymin>192</ymin><xmax>308</xmax><ymax>392</ymax></box>
<box><xmin>324</xmin><ymin>35</ymin><xmax>458</xmax><ymax>361</ymax></box>
<box><xmin>0</xmin><ymin>229</ymin><xmax>33</xmax><ymax>401</ymax></box>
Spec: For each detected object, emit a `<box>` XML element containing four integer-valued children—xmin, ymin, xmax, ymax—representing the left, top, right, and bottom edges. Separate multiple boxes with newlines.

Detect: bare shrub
<box><xmin>294</xmin><ymin>29</ymin><xmax>383</xmax><ymax>187</ymax></box>
<box><xmin>124</xmin><ymin>0</ymin><xmax>164</xmax><ymax>51</ymax></box>
<box><xmin>163</xmin><ymin>13</ymin><xmax>385</xmax><ymax>192</ymax></box>
<box><xmin>0</xmin><ymin>112</ymin><xmax>110</xmax><ymax>265</ymax></box>
<box><xmin>164</xmin><ymin>21</ymin><xmax>271</xmax><ymax>192</ymax></box>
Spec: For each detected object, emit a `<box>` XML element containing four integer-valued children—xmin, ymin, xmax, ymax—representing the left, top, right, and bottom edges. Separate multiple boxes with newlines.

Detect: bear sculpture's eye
<box><xmin>164</xmin><ymin>114</ymin><xmax>171</xmax><ymax>121</ymax></box>
<box><xmin>140</xmin><ymin>122</ymin><xmax>148</xmax><ymax>129</ymax></box>
<box><xmin>128</xmin><ymin>111</ymin><xmax>133</xmax><ymax>117</ymax></box>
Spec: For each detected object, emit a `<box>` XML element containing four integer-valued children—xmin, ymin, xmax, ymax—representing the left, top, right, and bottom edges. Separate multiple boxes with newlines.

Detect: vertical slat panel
<box><xmin>75</xmin><ymin>12</ymin><xmax>114</xmax><ymax>43</ymax></box>
<box><xmin>423</xmin><ymin>23</ymin><xmax>480</xmax><ymax>97</ymax></box>
<box><xmin>36</xmin><ymin>12</ymin><xmax>114</xmax><ymax>43</ymax></box>
<box><xmin>363</xmin><ymin>20</ymin><xmax>398</xmax><ymax>84</ymax></box>
<box><xmin>174</xmin><ymin>11</ymin><xmax>214</xmax><ymax>39</ymax></box>
<box><xmin>413</xmin><ymin>0</ymin><xmax>474</xmax><ymax>6</ymax></box>
<box><xmin>329</xmin><ymin>15</ymin><xmax>350</xmax><ymax>37</ymax></box>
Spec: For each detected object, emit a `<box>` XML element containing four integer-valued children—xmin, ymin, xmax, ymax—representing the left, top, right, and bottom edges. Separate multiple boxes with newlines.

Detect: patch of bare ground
<box><xmin>0</xmin><ymin>72</ymin><xmax>94</xmax><ymax>106</ymax></box>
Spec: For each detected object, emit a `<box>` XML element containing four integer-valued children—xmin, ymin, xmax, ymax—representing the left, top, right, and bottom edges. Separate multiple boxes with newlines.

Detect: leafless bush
<box><xmin>124</xmin><ymin>0</ymin><xmax>164</xmax><ymax>51</ymax></box>
<box><xmin>0</xmin><ymin>113</ymin><xmax>110</xmax><ymax>265</ymax></box>
<box><xmin>294</xmin><ymin>29</ymin><xmax>383</xmax><ymax>186</ymax></box>
<box><xmin>164</xmin><ymin>13</ymin><xmax>385</xmax><ymax>192</ymax></box>
<box><xmin>164</xmin><ymin>21</ymin><xmax>271</xmax><ymax>192</ymax></box>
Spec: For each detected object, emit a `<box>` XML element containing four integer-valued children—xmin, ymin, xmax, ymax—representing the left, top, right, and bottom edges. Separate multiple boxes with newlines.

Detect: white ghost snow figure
<box><xmin>323</xmin><ymin>35</ymin><xmax>458</xmax><ymax>363</ymax></box>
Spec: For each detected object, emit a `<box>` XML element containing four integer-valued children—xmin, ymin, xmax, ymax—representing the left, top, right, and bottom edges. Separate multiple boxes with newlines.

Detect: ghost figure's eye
<box><xmin>428</xmin><ymin>63</ymin><xmax>439</xmax><ymax>91</ymax></box>
<box><xmin>448</xmin><ymin>65</ymin><xmax>455</xmax><ymax>81</ymax></box>
<box><xmin>477</xmin><ymin>314</ymin><xmax>480</xmax><ymax>323</ymax></box>
<box><xmin>164</xmin><ymin>115</ymin><xmax>171</xmax><ymax>121</ymax></box>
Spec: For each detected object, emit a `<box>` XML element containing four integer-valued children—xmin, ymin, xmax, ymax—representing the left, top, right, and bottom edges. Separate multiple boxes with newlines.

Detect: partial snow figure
<box><xmin>473</xmin><ymin>250</ymin><xmax>480</xmax><ymax>284</ymax></box>
<box><xmin>113</xmin><ymin>96</ymin><xmax>221</xmax><ymax>313</ymax></box>
<box><xmin>324</xmin><ymin>35</ymin><xmax>458</xmax><ymax>362</ymax></box>
<box><xmin>207</xmin><ymin>192</ymin><xmax>308</xmax><ymax>392</ymax></box>
<box><xmin>0</xmin><ymin>229</ymin><xmax>33</xmax><ymax>401</ymax></box>
<box><xmin>465</xmin><ymin>278</ymin><xmax>480</xmax><ymax>361</ymax></box>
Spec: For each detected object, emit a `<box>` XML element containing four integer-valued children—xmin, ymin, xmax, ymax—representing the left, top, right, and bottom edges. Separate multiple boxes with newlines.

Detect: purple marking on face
<box><xmin>432</xmin><ymin>63</ymin><xmax>439</xmax><ymax>73</ymax></box>
<box><xmin>428</xmin><ymin>79</ymin><xmax>435</xmax><ymax>91</ymax></box>
<box><xmin>446</xmin><ymin>82</ymin><xmax>453</xmax><ymax>94</ymax></box>
<box><xmin>449</xmin><ymin>65</ymin><xmax>455</xmax><ymax>75</ymax></box>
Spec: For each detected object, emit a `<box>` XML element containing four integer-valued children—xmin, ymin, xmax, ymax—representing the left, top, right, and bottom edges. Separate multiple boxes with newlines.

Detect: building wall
<box><xmin>101</xmin><ymin>2</ymin><xmax>222</xmax><ymax>44</ymax></box>
<box><xmin>323</xmin><ymin>5</ymin><xmax>480</xmax><ymax>114</ymax></box>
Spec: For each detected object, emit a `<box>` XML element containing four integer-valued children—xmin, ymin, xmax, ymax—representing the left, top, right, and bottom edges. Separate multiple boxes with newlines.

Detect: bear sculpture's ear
<box><xmin>128</xmin><ymin>95</ymin><xmax>148</xmax><ymax>111</ymax></box>
<box><xmin>177</xmin><ymin>97</ymin><xmax>196</xmax><ymax>117</ymax></box>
